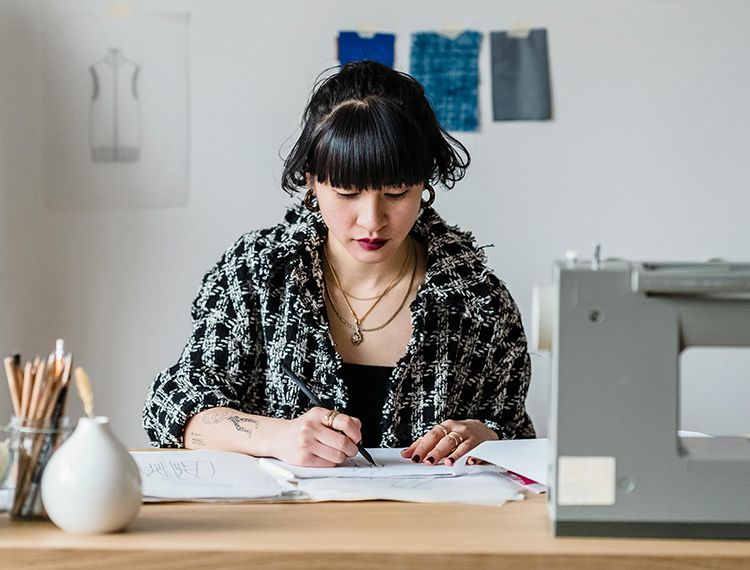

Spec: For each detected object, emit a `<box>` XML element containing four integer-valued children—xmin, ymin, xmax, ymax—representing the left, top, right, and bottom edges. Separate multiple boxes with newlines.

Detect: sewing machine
<box><xmin>540</xmin><ymin>254</ymin><xmax>750</xmax><ymax>538</ymax></box>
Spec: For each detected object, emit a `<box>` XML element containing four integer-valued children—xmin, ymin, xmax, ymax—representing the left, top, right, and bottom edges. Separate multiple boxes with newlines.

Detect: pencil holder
<box><xmin>0</xmin><ymin>416</ymin><xmax>71</xmax><ymax>519</ymax></box>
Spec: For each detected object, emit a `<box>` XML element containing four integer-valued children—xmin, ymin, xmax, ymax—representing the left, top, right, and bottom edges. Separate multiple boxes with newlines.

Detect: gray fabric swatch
<box><xmin>491</xmin><ymin>29</ymin><xmax>552</xmax><ymax>121</ymax></box>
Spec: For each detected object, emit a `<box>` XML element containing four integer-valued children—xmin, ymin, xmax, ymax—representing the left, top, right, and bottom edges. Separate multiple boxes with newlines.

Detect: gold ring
<box><xmin>447</xmin><ymin>431</ymin><xmax>463</xmax><ymax>452</ymax></box>
<box><xmin>434</xmin><ymin>424</ymin><xmax>449</xmax><ymax>437</ymax></box>
<box><xmin>323</xmin><ymin>409</ymin><xmax>340</xmax><ymax>428</ymax></box>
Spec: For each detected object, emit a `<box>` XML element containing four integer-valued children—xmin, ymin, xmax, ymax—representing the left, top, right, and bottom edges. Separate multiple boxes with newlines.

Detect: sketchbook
<box><xmin>131</xmin><ymin>449</ymin><xmax>294</xmax><ymax>501</ymax></box>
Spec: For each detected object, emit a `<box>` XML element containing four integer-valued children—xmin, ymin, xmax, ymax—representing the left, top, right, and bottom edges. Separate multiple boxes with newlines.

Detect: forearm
<box><xmin>183</xmin><ymin>407</ymin><xmax>286</xmax><ymax>457</ymax></box>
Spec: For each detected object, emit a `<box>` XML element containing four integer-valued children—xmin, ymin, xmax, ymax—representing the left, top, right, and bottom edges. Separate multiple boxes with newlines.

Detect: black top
<box><xmin>341</xmin><ymin>362</ymin><xmax>393</xmax><ymax>447</ymax></box>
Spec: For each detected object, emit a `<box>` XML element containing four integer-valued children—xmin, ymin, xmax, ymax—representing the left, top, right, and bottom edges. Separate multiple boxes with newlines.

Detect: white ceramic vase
<box><xmin>41</xmin><ymin>416</ymin><xmax>142</xmax><ymax>534</ymax></box>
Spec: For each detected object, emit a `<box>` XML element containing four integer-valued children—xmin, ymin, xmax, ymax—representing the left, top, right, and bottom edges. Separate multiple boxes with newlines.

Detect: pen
<box><xmin>281</xmin><ymin>363</ymin><xmax>377</xmax><ymax>467</ymax></box>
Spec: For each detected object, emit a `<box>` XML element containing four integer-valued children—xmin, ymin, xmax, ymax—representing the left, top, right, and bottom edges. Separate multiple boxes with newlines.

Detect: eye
<box><xmin>384</xmin><ymin>191</ymin><xmax>409</xmax><ymax>200</ymax></box>
<box><xmin>335</xmin><ymin>191</ymin><xmax>360</xmax><ymax>199</ymax></box>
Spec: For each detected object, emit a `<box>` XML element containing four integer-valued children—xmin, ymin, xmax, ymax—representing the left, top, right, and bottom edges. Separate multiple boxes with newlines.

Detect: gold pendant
<box><xmin>351</xmin><ymin>324</ymin><xmax>363</xmax><ymax>346</ymax></box>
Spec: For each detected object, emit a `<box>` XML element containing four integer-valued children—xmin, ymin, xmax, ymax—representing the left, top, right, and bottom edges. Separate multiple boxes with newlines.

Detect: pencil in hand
<box><xmin>281</xmin><ymin>364</ymin><xmax>377</xmax><ymax>467</ymax></box>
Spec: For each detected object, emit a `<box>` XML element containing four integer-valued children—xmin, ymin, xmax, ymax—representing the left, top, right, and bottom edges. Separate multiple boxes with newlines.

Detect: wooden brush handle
<box><xmin>74</xmin><ymin>367</ymin><xmax>95</xmax><ymax>419</ymax></box>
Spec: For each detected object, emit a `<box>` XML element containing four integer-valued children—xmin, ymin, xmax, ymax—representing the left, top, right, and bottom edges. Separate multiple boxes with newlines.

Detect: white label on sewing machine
<box><xmin>557</xmin><ymin>456</ymin><xmax>616</xmax><ymax>506</ymax></box>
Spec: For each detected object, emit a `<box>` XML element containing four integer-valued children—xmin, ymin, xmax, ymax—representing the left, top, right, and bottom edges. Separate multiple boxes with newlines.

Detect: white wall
<box><xmin>2</xmin><ymin>0</ymin><xmax>749</xmax><ymax>444</ymax></box>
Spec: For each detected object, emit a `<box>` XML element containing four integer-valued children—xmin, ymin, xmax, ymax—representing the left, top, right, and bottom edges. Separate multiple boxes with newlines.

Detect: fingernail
<box><xmin>426</xmin><ymin>457</ymin><xmax>434</xmax><ymax>464</ymax></box>
<box><xmin>412</xmin><ymin>454</ymin><xmax>421</xmax><ymax>463</ymax></box>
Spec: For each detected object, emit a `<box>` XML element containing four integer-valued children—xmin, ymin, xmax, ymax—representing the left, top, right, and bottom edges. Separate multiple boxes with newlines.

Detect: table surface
<box><xmin>1</xmin><ymin>494</ymin><xmax>750</xmax><ymax>570</ymax></box>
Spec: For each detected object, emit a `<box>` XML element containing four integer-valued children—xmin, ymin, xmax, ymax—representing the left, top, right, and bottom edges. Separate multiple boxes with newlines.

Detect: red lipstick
<box><xmin>357</xmin><ymin>238</ymin><xmax>387</xmax><ymax>251</ymax></box>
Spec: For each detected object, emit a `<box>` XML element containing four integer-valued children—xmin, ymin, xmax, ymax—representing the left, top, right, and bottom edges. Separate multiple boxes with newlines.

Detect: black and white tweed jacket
<box><xmin>143</xmin><ymin>203</ymin><xmax>535</xmax><ymax>448</ymax></box>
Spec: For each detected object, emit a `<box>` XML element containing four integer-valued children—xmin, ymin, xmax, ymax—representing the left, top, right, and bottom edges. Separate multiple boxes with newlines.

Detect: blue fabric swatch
<box><xmin>338</xmin><ymin>31</ymin><xmax>395</xmax><ymax>68</ymax></box>
<box><xmin>491</xmin><ymin>29</ymin><xmax>552</xmax><ymax>121</ymax></box>
<box><xmin>410</xmin><ymin>31</ymin><xmax>482</xmax><ymax>132</ymax></box>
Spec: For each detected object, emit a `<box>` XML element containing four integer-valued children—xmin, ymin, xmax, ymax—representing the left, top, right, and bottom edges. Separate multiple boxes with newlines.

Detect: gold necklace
<box><xmin>325</xmin><ymin>240</ymin><xmax>417</xmax><ymax>345</ymax></box>
<box><xmin>336</xmin><ymin>241</ymin><xmax>411</xmax><ymax>301</ymax></box>
<box><xmin>325</xmin><ymin>240</ymin><xmax>411</xmax><ymax>341</ymax></box>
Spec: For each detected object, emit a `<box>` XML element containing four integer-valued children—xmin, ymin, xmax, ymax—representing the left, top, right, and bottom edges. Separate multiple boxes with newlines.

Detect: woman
<box><xmin>143</xmin><ymin>60</ymin><xmax>535</xmax><ymax>467</ymax></box>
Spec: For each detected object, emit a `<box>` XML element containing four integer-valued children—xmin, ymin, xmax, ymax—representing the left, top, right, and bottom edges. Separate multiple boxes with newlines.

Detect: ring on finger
<box><xmin>446</xmin><ymin>431</ymin><xmax>463</xmax><ymax>452</ymax></box>
<box><xmin>323</xmin><ymin>409</ymin><xmax>340</xmax><ymax>428</ymax></box>
<box><xmin>434</xmin><ymin>424</ymin><xmax>449</xmax><ymax>437</ymax></box>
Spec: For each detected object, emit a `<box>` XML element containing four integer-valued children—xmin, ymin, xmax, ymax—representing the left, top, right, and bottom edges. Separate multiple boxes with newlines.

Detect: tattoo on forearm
<box><xmin>227</xmin><ymin>415</ymin><xmax>259</xmax><ymax>439</ymax></box>
<box><xmin>189</xmin><ymin>432</ymin><xmax>206</xmax><ymax>447</ymax></box>
<box><xmin>202</xmin><ymin>410</ymin><xmax>229</xmax><ymax>424</ymax></box>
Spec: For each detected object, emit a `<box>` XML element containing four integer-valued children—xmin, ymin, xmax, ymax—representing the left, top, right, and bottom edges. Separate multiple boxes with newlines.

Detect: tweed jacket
<box><xmin>143</xmin><ymin>203</ymin><xmax>535</xmax><ymax>448</ymax></box>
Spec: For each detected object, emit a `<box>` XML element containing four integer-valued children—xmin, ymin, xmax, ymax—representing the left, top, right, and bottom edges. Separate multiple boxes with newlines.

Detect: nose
<box><xmin>357</xmin><ymin>192</ymin><xmax>387</xmax><ymax>233</ymax></box>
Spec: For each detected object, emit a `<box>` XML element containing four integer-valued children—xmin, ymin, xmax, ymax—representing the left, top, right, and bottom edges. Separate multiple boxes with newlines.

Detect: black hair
<box><xmin>281</xmin><ymin>60</ymin><xmax>470</xmax><ymax>195</ymax></box>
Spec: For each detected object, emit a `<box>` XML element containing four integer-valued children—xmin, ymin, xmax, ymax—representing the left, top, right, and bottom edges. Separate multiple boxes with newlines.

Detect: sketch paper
<box><xmin>259</xmin><ymin>447</ymin><xmax>486</xmax><ymax>480</ymax></box>
<box><xmin>131</xmin><ymin>450</ymin><xmax>288</xmax><ymax>500</ymax></box>
<box><xmin>456</xmin><ymin>438</ymin><xmax>549</xmax><ymax>486</ymax></box>
<box><xmin>298</xmin><ymin>471</ymin><xmax>524</xmax><ymax>505</ymax></box>
<box><xmin>41</xmin><ymin>10</ymin><xmax>190</xmax><ymax>209</ymax></box>
<box><xmin>131</xmin><ymin>449</ymin><xmax>528</xmax><ymax>506</ymax></box>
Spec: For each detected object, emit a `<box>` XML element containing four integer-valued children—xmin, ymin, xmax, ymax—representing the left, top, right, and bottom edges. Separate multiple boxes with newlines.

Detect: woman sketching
<box><xmin>143</xmin><ymin>61</ymin><xmax>535</xmax><ymax>467</ymax></box>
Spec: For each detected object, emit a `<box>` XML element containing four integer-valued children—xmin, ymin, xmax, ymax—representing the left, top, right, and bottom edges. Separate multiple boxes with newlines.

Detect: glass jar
<box><xmin>0</xmin><ymin>417</ymin><xmax>71</xmax><ymax>519</ymax></box>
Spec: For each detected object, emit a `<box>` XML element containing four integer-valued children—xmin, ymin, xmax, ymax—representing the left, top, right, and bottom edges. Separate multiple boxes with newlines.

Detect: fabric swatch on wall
<box><xmin>491</xmin><ymin>29</ymin><xmax>552</xmax><ymax>121</ymax></box>
<box><xmin>410</xmin><ymin>31</ymin><xmax>482</xmax><ymax>132</ymax></box>
<box><xmin>338</xmin><ymin>31</ymin><xmax>395</xmax><ymax>68</ymax></box>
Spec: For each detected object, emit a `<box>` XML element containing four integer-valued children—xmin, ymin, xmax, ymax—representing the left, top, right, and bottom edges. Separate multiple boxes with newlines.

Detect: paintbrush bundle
<box><xmin>2</xmin><ymin>339</ymin><xmax>73</xmax><ymax>518</ymax></box>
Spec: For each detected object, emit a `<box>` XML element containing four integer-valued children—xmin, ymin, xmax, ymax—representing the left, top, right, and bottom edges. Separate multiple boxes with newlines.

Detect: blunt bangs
<box><xmin>281</xmin><ymin>61</ymin><xmax>470</xmax><ymax>195</ymax></box>
<box><xmin>308</xmin><ymin>100</ymin><xmax>432</xmax><ymax>191</ymax></box>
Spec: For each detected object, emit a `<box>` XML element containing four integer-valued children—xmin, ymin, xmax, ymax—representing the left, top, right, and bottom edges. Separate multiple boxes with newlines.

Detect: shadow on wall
<box><xmin>0</xmin><ymin>6</ymin><xmax>59</xmax><ymax>425</ymax></box>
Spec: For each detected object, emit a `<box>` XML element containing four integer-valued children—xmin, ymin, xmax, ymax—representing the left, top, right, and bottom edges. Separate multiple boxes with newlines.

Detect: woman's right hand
<box><xmin>274</xmin><ymin>407</ymin><xmax>362</xmax><ymax>467</ymax></box>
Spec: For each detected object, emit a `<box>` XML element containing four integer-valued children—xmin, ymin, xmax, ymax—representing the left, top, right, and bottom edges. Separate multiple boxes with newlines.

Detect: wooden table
<box><xmin>1</xmin><ymin>495</ymin><xmax>749</xmax><ymax>569</ymax></box>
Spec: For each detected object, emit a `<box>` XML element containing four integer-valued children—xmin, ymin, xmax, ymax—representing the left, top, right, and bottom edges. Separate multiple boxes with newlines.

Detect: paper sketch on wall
<box><xmin>41</xmin><ymin>11</ymin><xmax>190</xmax><ymax>209</ymax></box>
<box><xmin>89</xmin><ymin>48</ymin><xmax>141</xmax><ymax>162</ymax></box>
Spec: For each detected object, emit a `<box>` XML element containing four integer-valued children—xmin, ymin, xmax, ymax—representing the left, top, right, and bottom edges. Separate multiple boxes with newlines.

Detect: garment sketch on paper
<box><xmin>138</xmin><ymin>459</ymin><xmax>216</xmax><ymax>480</ymax></box>
<box><xmin>89</xmin><ymin>48</ymin><xmax>141</xmax><ymax>162</ymax></box>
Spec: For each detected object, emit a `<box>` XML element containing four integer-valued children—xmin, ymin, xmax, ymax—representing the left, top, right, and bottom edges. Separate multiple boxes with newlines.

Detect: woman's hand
<box><xmin>274</xmin><ymin>407</ymin><xmax>362</xmax><ymax>467</ymax></box>
<box><xmin>400</xmin><ymin>419</ymin><xmax>498</xmax><ymax>467</ymax></box>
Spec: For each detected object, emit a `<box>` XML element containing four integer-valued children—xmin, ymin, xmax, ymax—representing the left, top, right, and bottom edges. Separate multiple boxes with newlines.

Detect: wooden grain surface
<box><xmin>1</xmin><ymin>495</ymin><xmax>749</xmax><ymax>569</ymax></box>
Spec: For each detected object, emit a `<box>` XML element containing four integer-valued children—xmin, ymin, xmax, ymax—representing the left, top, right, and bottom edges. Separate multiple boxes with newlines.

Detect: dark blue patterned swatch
<box><xmin>338</xmin><ymin>31</ymin><xmax>396</xmax><ymax>68</ymax></box>
<box><xmin>410</xmin><ymin>31</ymin><xmax>482</xmax><ymax>132</ymax></box>
<box><xmin>491</xmin><ymin>29</ymin><xmax>552</xmax><ymax>121</ymax></box>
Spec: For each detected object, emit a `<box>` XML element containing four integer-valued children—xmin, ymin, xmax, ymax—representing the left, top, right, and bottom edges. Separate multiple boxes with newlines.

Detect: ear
<box><xmin>305</xmin><ymin>173</ymin><xmax>316</xmax><ymax>190</ymax></box>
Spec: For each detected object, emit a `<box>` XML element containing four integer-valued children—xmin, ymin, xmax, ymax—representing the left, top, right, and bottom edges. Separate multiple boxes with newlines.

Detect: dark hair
<box><xmin>281</xmin><ymin>61</ymin><xmax>470</xmax><ymax>195</ymax></box>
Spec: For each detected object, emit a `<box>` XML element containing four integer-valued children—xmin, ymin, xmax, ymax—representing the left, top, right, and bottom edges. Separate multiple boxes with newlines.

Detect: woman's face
<box><xmin>312</xmin><ymin>179</ymin><xmax>423</xmax><ymax>264</ymax></box>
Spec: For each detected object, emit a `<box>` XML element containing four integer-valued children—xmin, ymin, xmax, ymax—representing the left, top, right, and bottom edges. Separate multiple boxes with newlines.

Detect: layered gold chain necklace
<box><xmin>324</xmin><ymin>239</ymin><xmax>417</xmax><ymax>346</ymax></box>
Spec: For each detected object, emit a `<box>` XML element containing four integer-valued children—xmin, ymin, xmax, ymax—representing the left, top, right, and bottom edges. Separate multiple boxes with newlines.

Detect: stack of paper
<box><xmin>131</xmin><ymin>439</ymin><xmax>549</xmax><ymax>506</ymax></box>
<box><xmin>259</xmin><ymin>448</ymin><xmax>524</xmax><ymax>506</ymax></box>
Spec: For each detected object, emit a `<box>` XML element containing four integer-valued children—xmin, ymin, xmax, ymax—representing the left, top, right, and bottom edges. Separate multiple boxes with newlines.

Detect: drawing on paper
<box><xmin>41</xmin><ymin>10</ymin><xmax>190</xmax><ymax>209</ymax></box>
<box><xmin>89</xmin><ymin>48</ymin><xmax>141</xmax><ymax>162</ymax></box>
<box><xmin>138</xmin><ymin>460</ymin><xmax>216</xmax><ymax>480</ymax></box>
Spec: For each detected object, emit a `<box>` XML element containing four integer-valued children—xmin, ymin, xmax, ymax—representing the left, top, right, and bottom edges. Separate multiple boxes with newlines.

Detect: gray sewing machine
<box><xmin>544</xmin><ymin>254</ymin><xmax>750</xmax><ymax>538</ymax></box>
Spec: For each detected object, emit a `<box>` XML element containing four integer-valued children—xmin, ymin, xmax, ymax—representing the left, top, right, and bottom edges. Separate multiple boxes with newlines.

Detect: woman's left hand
<box><xmin>400</xmin><ymin>419</ymin><xmax>498</xmax><ymax>467</ymax></box>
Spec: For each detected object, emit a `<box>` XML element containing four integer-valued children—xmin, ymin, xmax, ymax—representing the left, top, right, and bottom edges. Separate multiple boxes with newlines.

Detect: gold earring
<box><xmin>421</xmin><ymin>184</ymin><xmax>435</xmax><ymax>208</ymax></box>
<box><xmin>304</xmin><ymin>188</ymin><xmax>320</xmax><ymax>212</ymax></box>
